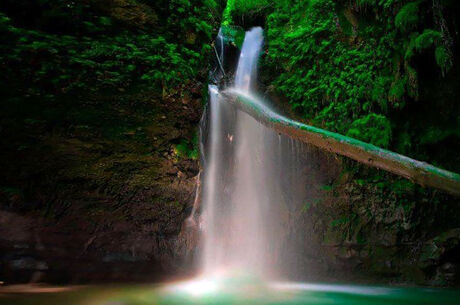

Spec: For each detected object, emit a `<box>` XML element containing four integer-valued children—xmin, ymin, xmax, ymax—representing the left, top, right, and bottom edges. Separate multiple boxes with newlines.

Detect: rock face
<box><xmin>253</xmin><ymin>101</ymin><xmax>460</xmax><ymax>286</ymax></box>
<box><xmin>276</xmin><ymin>148</ymin><xmax>460</xmax><ymax>287</ymax></box>
<box><xmin>241</xmin><ymin>0</ymin><xmax>460</xmax><ymax>287</ymax></box>
<box><xmin>0</xmin><ymin>0</ymin><xmax>218</xmax><ymax>284</ymax></box>
<box><xmin>87</xmin><ymin>0</ymin><xmax>159</xmax><ymax>28</ymax></box>
<box><xmin>0</xmin><ymin>89</ymin><xmax>203</xmax><ymax>283</ymax></box>
<box><xmin>1</xmin><ymin>0</ymin><xmax>458</xmax><ymax>288</ymax></box>
<box><xmin>212</xmin><ymin>24</ymin><xmax>460</xmax><ymax>287</ymax></box>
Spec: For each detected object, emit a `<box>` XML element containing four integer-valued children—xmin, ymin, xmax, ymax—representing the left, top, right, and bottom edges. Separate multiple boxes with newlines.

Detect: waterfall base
<box><xmin>2</xmin><ymin>280</ymin><xmax>460</xmax><ymax>305</ymax></box>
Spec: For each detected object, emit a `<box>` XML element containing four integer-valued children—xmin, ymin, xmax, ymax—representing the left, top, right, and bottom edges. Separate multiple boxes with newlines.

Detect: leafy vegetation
<box><xmin>395</xmin><ymin>1</ymin><xmax>420</xmax><ymax>31</ymax></box>
<box><xmin>223</xmin><ymin>0</ymin><xmax>273</xmax><ymax>26</ymax></box>
<box><xmin>224</xmin><ymin>0</ymin><xmax>459</xmax><ymax>170</ymax></box>
<box><xmin>0</xmin><ymin>0</ymin><xmax>221</xmax><ymax>217</ymax></box>
<box><xmin>0</xmin><ymin>0</ymin><xmax>219</xmax><ymax>101</ymax></box>
<box><xmin>346</xmin><ymin>114</ymin><xmax>392</xmax><ymax>148</ymax></box>
<box><xmin>174</xmin><ymin>133</ymin><xmax>199</xmax><ymax>160</ymax></box>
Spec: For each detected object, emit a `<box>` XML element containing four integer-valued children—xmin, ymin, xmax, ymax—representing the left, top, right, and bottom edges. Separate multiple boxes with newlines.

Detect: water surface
<box><xmin>2</xmin><ymin>279</ymin><xmax>459</xmax><ymax>305</ymax></box>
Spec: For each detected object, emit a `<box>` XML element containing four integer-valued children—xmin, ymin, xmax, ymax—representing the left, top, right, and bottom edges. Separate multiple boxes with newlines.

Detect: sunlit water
<box><xmin>199</xmin><ymin>26</ymin><xmax>312</xmax><ymax>279</ymax></box>
<box><xmin>2</xmin><ymin>281</ymin><xmax>460</xmax><ymax>305</ymax></box>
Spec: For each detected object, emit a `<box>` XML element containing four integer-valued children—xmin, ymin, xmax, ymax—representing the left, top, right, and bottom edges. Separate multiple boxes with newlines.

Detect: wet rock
<box><xmin>420</xmin><ymin>229</ymin><xmax>460</xmax><ymax>267</ymax></box>
<box><xmin>8</xmin><ymin>257</ymin><xmax>48</xmax><ymax>271</ymax></box>
<box><xmin>90</xmin><ymin>0</ymin><xmax>158</xmax><ymax>28</ymax></box>
<box><xmin>102</xmin><ymin>253</ymin><xmax>139</xmax><ymax>263</ymax></box>
<box><xmin>431</xmin><ymin>262</ymin><xmax>458</xmax><ymax>286</ymax></box>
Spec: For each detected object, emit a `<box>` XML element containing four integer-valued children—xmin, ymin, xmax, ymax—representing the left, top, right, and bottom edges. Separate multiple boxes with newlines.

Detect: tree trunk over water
<box><xmin>225</xmin><ymin>91</ymin><xmax>460</xmax><ymax>196</ymax></box>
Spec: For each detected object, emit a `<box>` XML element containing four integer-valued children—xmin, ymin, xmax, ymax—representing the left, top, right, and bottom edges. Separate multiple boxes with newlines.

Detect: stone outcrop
<box><xmin>0</xmin><ymin>89</ymin><xmax>203</xmax><ymax>283</ymax></box>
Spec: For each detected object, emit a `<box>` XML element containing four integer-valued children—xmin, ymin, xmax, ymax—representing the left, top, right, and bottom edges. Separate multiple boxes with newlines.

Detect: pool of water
<box><xmin>1</xmin><ymin>278</ymin><xmax>459</xmax><ymax>305</ymax></box>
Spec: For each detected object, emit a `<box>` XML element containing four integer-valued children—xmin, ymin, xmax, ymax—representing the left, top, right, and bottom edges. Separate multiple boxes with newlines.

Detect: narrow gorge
<box><xmin>0</xmin><ymin>0</ymin><xmax>460</xmax><ymax>304</ymax></box>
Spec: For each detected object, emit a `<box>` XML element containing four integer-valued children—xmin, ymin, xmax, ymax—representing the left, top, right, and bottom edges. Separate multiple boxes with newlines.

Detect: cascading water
<box><xmin>234</xmin><ymin>27</ymin><xmax>263</xmax><ymax>91</ymax></box>
<box><xmin>31</xmin><ymin>26</ymin><xmax>457</xmax><ymax>305</ymax></box>
<box><xmin>201</xmin><ymin>84</ymin><xmax>224</xmax><ymax>274</ymax></box>
<box><xmin>199</xmin><ymin>27</ymin><xmax>310</xmax><ymax>279</ymax></box>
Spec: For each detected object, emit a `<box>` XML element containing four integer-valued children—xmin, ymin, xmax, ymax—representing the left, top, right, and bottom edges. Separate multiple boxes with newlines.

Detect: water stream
<box><xmin>169</xmin><ymin>26</ymin><xmax>460</xmax><ymax>304</ymax></box>
<box><xmin>200</xmin><ymin>27</ymin><xmax>309</xmax><ymax>279</ymax></box>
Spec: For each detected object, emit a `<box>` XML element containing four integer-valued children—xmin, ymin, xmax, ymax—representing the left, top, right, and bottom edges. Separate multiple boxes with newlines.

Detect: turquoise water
<box><xmin>2</xmin><ymin>278</ymin><xmax>460</xmax><ymax>305</ymax></box>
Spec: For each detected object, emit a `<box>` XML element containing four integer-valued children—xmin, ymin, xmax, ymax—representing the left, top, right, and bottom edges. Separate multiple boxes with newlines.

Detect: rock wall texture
<box><xmin>215</xmin><ymin>13</ymin><xmax>460</xmax><ymax>286</ymax></box>
<box><xmin>0</xmin><ymin>0</ymin><xmax>223</xmax><ymax>284</ymax></box>
<box><xmin>0</xmin><ymin>90</ymin><xmax>202</xmax><ymax>283</ymax></box>
<box><xmin>1</xmin><ymin>0</ymin><xmax>459</xmax><ymax>288</ymax></box>
<box><xmin>278</xmin><ymin>150</ymin><xmax>460</xmax><ymax>287</ymax></box>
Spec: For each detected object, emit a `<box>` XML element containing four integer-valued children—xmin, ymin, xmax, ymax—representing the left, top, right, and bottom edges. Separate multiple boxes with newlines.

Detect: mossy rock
<box><xmin>419</xmin><ymin>229</ymin><xmax>460</xmax><ymax>267</ymax></box>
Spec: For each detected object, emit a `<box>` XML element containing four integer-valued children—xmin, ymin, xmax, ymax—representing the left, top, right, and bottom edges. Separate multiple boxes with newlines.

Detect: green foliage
<box><xmin>233</xmin><ymin>0</ymin><xmax>272</xmax><ymax>15</ymax></box>
<box><xmin>163</xmin><ymin>0</ymin><xmax>217</xmax><ymax>40</ymax></box>
<box><xmin>221</xmin><ymin>25</ymin><xmax>246</xmax><ymax>48</ymax></box>
<box><xmin>220</xmin><ymin>0</ymin><xmax>456</xmax><ymax>159</ymax></box>
<box><xmin>415</xmin><ymin>29</ymin><xmax>441</xmax><ymax>51</ymax></box>
<box><xmin>264</xmin><ymin>0</ymin><xmax>400</xmax><ymax>134</ymax></box>
<box><xmin>223</xmin><ymin>0</ymin><xmax>272</xmax><ymax>25</ymax></box>
<box><xmin>174</xmin><ymin>133</ymin><xmax>199</xmax><ymax>159</ymax></box>
<box><xmin>411</xmin><ymin>28</ymin><xmax>452</xmax><ymax>73</ymax></box>
<box><xmin>346</xmin><ymin>114</ymin><xmax>392</xmax><ymax>148</ymax></box>
<box><xmin>395</xmin><ymin>1</ymin><xmax>420</xmax><ymax>31</ymax></box>
<box><xmin>389</xmin><ymin>77</ymin><xmax>407</xmax><ymax>106</ymax></box>
<box><xmin>0</xmin><ymin>0</ymin><xmax>218</xmax><ymax>101</ymax></box>
<box><xmin>222</xmin><ymin>0</ymin><xmax>236</xmax><ymax>25</ymax></box>
<box><xmin>1</xmin><ymin>21</ymin><xmax>199</xmax><ymax>95</ymax></box>
<box><xmin>435</xmin><ymin>46</ymin><xmax>452</xmax><ymax>74</ymax></box>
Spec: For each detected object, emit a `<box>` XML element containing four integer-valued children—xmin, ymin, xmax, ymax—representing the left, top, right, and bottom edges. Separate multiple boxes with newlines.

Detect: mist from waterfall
<box><xmin>159</xmin><ymin>26</ymin><xmax>460</xmax><ymax>305</ymax></box>
<box><xmin>200</xmin><ymin>27</ymin><xmax>310</xmax><ymax>280</ymax></box>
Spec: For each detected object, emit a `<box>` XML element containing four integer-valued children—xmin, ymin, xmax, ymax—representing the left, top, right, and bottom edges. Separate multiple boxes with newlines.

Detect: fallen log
<box><xmin>224</xmin><ymin>89</ymin><xmax>460</xmax><ymax>196</ymax></box>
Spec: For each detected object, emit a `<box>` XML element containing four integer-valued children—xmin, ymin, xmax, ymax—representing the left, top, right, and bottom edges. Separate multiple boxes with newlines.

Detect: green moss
<box><xmin>175</xmin><ymin>139</ymin><xmax>197</xmax><ymax>160</ymax></box>
<box><xmin>215</xmin><ymin>0</ymin><xmax>459</xmax><ymax>170</ymax></box>
<box><xmin>388</xmin><ymin>77</ymin><xmax>408</xmax><ymax>108</ymax></box>
<box><xmin>223</xmin><ymin>0</ymin><xmax>272</xmax><ymax>25</ymax></box>
<box><xmin>174</xmin><ymin>132</ymin><xmax>199</xmax><ymax>160</ymax></box>
<box><xmin>395</xmin><ymin>1</ymin><xmax>420</xmax><ymax>31</ymax></box>
<box><xmin>435</xmin><ymin>45</ymin><xmax>452</xmax><ymax>74</ymax></box>
<box><xmin>415</xmin><ymin>29</ymin><xmax>441</xmax><ymax>51</ymax></box>
<box><xmin>346</xmin><ymin>114</ymin><xmax>392</xmax><ymax>148</ymax></box>
<box><xmin>0</xmin><ymin>0</ymin><xmax>217</xmax><ymax>99</ymax></box>
<box><xmin>222</xmin><ymin>0</ymin><xmax>235</xmax><ymax>25</ymax></box>
<box><xmin>221</xmin><ymin>25</ymin><xmax>245</xmax><ymax>48</ymax></box>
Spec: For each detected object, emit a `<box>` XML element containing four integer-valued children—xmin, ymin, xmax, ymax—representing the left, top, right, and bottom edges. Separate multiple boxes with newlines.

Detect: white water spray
<box><xmin>234</xmin><ymin>27</ymin><xmax>264</xmax><ymax>91</ymax></box>
<box><xmin>200</xmin><ymin>27</ymin><xmax>309</xmax><ymax>279</ymax></box>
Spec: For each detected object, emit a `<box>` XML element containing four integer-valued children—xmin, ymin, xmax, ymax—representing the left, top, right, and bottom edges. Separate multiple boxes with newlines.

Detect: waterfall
<box><xmin>161</xmin><ymin>26</ymin><xmax>460</xmax><ymax>305</ymax></box>
<box><xmin>200</xmin><ymin>27</ymin><xmax>309</xmax><ymax>280</ymax></box>
<box><xmin>201</xmin><ymin>84</ymin><xmax>225</xmax><ymax>274</ymax></box>
<box><xmin>234</xmin><ymin>27</ymin><xmax>264</xmax><ymax>91</ymax></box>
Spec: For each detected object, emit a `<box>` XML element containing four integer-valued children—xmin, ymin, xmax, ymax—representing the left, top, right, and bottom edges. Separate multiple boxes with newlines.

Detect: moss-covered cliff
<box><xmin>1</xmin><ymin>0</ymin><xmax>459</xmax><ymax>287</ymax></box>
<box><xmin>223</xmin><ymin>0</ymin><xmax>460</xmax><ymax>286</ymax></box>
<box><xmin>226</xmin><ymin>0</ymin><xmax>460</xmax><ymax>172</ymax></box>
<box><xmin>0</xmin><ymin>0</ymin><xmax>223</xmax><ymax>283</ymax></box>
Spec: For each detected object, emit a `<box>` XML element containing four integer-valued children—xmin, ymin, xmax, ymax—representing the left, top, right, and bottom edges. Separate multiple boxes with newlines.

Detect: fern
<box><xmin>415</xmin><ymin>29</ymin><xmax>441</xmax><ymax>51</ymax></box>
<box><xmin>435</xmin><ymin>45</ymin><xmax>452</xmax><ymax>75</ymax></box>
<box><xmin>395</xmin><ymin>1</ymin><xmax>420</xmax><ymax>31</ymax></box>
<box><xmin>346</xmin><ymin>114</ymin><xmax>392</xmax><ymax>148</ymax></box>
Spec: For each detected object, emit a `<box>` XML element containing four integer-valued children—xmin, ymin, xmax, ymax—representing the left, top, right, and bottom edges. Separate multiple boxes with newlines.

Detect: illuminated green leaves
<box><xmin>346</xmin><ymin>114</ymin><xmax>392</xmax><ymax>148</ymax></box>
<box><xmin>395</xmin><ymin>1</ymin><xmax>420</xmax><ymax>31</ymax></box>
